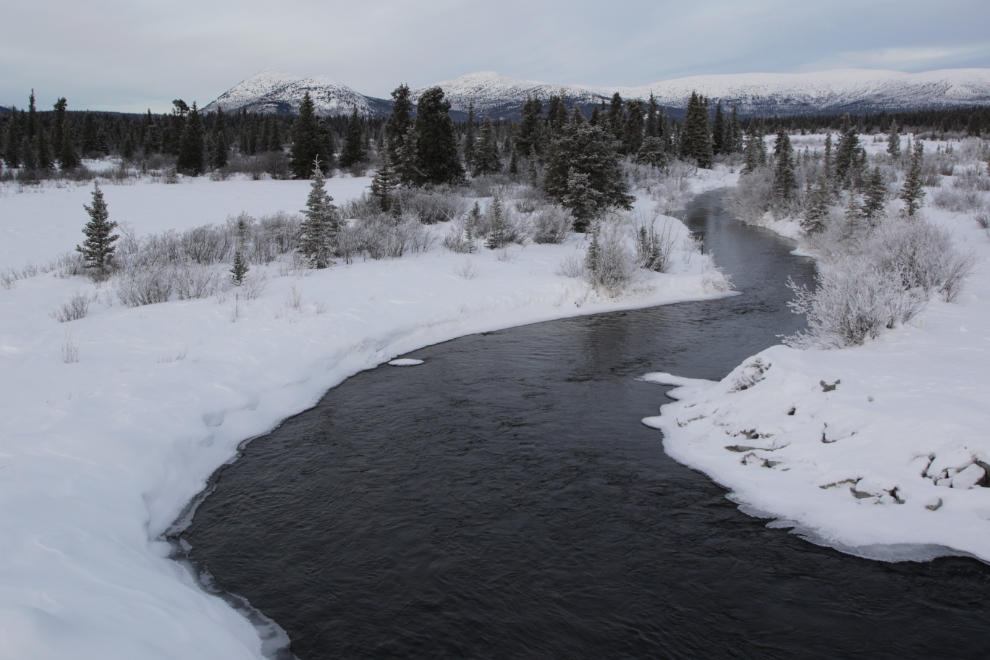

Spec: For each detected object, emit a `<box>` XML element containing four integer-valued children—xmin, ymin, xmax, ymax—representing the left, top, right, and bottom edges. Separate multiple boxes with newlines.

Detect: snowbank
<box><xmin>0</xmin><ymin>175</ymin><xmax>730</xmax><ymax>659</ymax></box>
<box><xmin>646</xmin><ymin>143</ymin><xmax>990</xmax><ymax>563</ymax></box>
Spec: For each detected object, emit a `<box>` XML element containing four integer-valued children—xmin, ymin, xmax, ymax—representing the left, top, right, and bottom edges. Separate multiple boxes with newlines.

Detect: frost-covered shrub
<box><xmin>786</xmin><ymin>216</ymin><xmax>975</xmax><ymax>348</ymax></box>
<box><xmin>400</xmin><ymin>189</ymin><xmax>468</xmax><ymax>224</ymax></box>
<box><xmin>464</xmin><ymin>174</ymin><xmax>514</xmax><ymax>198</ymax></box>
<box><xmin>474</xmin><ymin>200</ymin><xmax>524</xmax><ymax>245</ymax></box>
<box><xmin>51</xmin><ymin>291</ymin><xmax>90</xmax><ymax>323</ymax></box>
<box><xmin>114</xmin><ymin>266</ymin><xmax>175</xmax><ymax>306</ymax></box>
<box><xmin>339</xmin><ymin>193</ymin><xmax>382</xmax><ymax>221</ymax></box>
<box><xmin>729</xmin><ymin>167</ymin><xmax>774</xmax><ymax>225</ymax></box>
<box><xmin>632</xmin><ymin>212</ymin><xmax>677</xmax><ymax>273</ymax></box>
<box><xmin>952</xmin><ymin>169</ymin><xmax>990</xmax><ymax>192</ymax></box>
<box><xmin>174</xmin><ymin>266</ymin><xmax>225</xmax><ymax>300</ymax></box>
<box><xmin>931</xmin><ymin>188</ymin><xmax>987</xmax><ymax>213</ymax></box>
<box><xmin>585</xmin><ymin>221</ymin><xmax>636</xmax><ymax>296</ymax></box>
<box><xmin>355</xmin><ymin>214</ymin><xmax>433</xmax><ymax>260</ymax></box>
<box><xmin>246</xmin><ymin>212</ymin><xmax>301</xmax><ymax>264</ymax></box>
<box><xmin>441</xmin><ymin>221</ymin><xmax>476</xmax><ymax>254</ymax></box>
<box><xmin>529</xmin><ymin>205</ymin><xmax>571</xmax><ymax>244</ymax></box>
<box><xmin>181</xmin><ymin>225</ymin><xmax>233</xmax><ymax>264</ymax></box>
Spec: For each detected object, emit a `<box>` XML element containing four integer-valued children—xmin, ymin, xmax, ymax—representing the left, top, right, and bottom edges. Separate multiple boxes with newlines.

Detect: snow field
<box><xmin>646</xmin><ymin>138</ymin><xmax>990</xmax><ymax>563</ymax></box>
<box><xmin>0</xmin><ymin>173</ymin><xmax>731</xmax><ymax>659</ymax></box>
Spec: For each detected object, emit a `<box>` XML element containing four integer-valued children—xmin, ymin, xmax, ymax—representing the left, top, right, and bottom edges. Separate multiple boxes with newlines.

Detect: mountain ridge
<box><xmin>205</xmin><ymin>67</ymin><xmax>990</xmax><ymax>119</ymax></box>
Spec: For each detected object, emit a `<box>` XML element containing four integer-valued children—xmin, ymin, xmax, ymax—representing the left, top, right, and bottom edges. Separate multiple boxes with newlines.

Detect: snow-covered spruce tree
<box><xmin>887</xmin><ymin>119</ymin><xmax>901</xmax><ymax>159</ymax></box>
<box><xmin>338</xmin><ymin>106</ymin><xmax>366</xmax><ymax>170</ymax></box>
<box><xmin>395</xmin><ymin>126</ymin><xmax>421</xmax><ymax>187</ymax></box>
<box><xmin>383</xmin><ymin>84</ymin><xmax>414</xmax><ymax>162</ymax></box>
<box><xmin>76</xmin><ymin>182</ymin><xmax>119</xmax><ymax>270</ymax></box>
<box><xmin>484</xmin><ymin>195</ymin><xmax>509</xmax><ymax>250</ymax></box>
<box><xmin>742</xmin><ymin>123</ymin><xmax>767</xmax><ymax>174</ymax></box>
<box><xmin>712</xmin><ymin>101</ymin><xmax>726</xmax><ymax>156</ymax></box>
<box><xmin>298</xmin><ymin>160</ymin><xmax>339</xmax><ymax>268</ymax></box>
<box><xmin>833</xmin><ymin>115</ymin><xmax>862</xmax><ymax>186</ymax></box>
<box><xmin>861</xmin><ymin>167</ymin><xmax>887</xmax><ymax>226</ymax></box>
<box><xmin>414</xmin><ymin>87</ymin><xmax>464</xmax><ymax>186</ymax></box>
<box><xmin>473</xmin><ymin>113</ymin><xmax>501</xmax><ymax>176</ymax></box>
<box><xmin>771</xmin><ymin>130</ymin><xmax>796</xmax><ymax>209</ymax></box>
<box><xmin>802</xmin><ymin>167</ymin><xmax>833</xmax><ymax>234</ymax></box>
<box><xmin>516</xmin><ymin>96</ymin><xmax>544</xmax><ymax>161</ymax></box>
<box><xmin>544</xmin><ymin>113</ymin><xmax>633</xmax><ymax>232</ymax></box>
<box><xmin>369</xmin><ymin>151</ymin><xmax>398</xmax><ymax>214</ymax></box>
<box><xmin>230</xmin><ymin>249</ymin><xmax>249</xmax><ymax>285</ymax></box>
<box><xmin>584</xmin><ymin>221</ymin><xmax>601</xmax><ymax>276</ymax></box>
<box><xmin>624</xmin><ymin>99</ymin><xmax>644</xmax><ymax>156</ymax></box>
<box><xmin>681</xmin><ymin>92</ymin><xmax>713</xmax><ymax>168</ymax></box>
<box><xmin>176</xmin><ymin>102</ymin><xmax>204</xmax><ymax>176</ymax></box>
<box><xmin>900</xmin><ymin>141</ymin><xmax>925</xmax><ymax>218</ymax></box>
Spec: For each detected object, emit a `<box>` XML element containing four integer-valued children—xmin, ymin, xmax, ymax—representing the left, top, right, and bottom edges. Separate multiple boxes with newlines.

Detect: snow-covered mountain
<box><xmin>202</xmin><ymin>68</ymin><xmax>390</xmax><ymax>117</ymax></box>
<box><xmin>208</xmin><ymin>68</ymin><xmax>990</xmax><ymax>119</ymax></box>
<box><xmin>415</xmin><ymin>69</ymin><xmax>990</xmax><ymax>117</ymax></box>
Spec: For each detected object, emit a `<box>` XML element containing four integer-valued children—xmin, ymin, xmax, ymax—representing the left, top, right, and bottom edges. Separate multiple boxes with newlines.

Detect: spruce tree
<box><xmin>516</xmin><ymin>96</ymin><xmax>544</xmax><ymax>161</ymax></box>
<box><xmin>289</xmin><ymin>92</ymin><xmax>323</xmax><ymax>178</ymax></box>
<box><xmin>712</xmin><ymin>101</ymin><xmax>726</xmax><ymax>156</ymax></box>
<box><xmin>339</xmin><ymin>106</ymin><xmax>366</xmax><ymax>170</ymax></box>
<box><xmin>3</xmin><ymin>109</ymin><xmax>20</xmax><ymax>168</ymax></box>
<box><xmin>211</xmin><ymin>108</ymin><xmax>229</xmax><ymax>169</ymax></box>
<box><xmin>52</xmin><ymin>98</ymin><xmax>67</xmax><ymax>158</ymax></box>
<box><xmin>730</xmin><ymin>105</ymin><xmax>742</xmax><ymax>154</ymax></box>
<box><xmin>484</xmin><ymin>194</ymin><xmax>509</xmax><ymax>249</ymax></box>
<box><xmin>682</xmin><ymin>92</ymin><xmax>714</xmax><ymax>168</ymax></box>
<box><xmin>886</xmin><ymin>119</ymin><xmax>901</xmax><ymax>159</ymax></box>
<box><xmin>80</xmin><ymin>111</ymin><xmax>99</xmax><ymax>156</ymax></box>
<box><xmin>861</xmin><ymin>167</ymin><xmax>887</xmax><ymax>226</ymax></box>
<box><xmin>463</xmin><ymin>102</ymin><xmax>476</xmax><ymax>170</ymax></box>
<box><xmin>369</xmin><ymin>151</ymin><xmax>398</xmax><ymax>213</ymax></box>
<box><xmin>772</xmin><ymin>130</ymin><xmax>796</xmax><ymax>207</ymax></box>
<box><xmin>802</xmin><ymin>167</ymin><xmax>833</xmax><ymax>234</ymax></box>
<box><xmin>900</xmin><ymin>141</ymin><xmax>925</xmax><ymax>218</ymax></box>
<box><xmin>59</xmin><ymin>116</ymin><xmax>79</xmax><ymax>170</ymax></box>
<box><xmin>383</xmin><ymin>84</ymin><xmax>414</xmax><ymax>161</ymax></box>
<box><xmin>36</xmin><ymin>128</ymin><xmax>54</xmax><ymax>171</ymax></box>
<box><xmin>395</xmin><ymin>126</ymin><xmax>420</xmax><ymax>186</ymax></box>
<box><xmin>230</xmin><ymin>249</ymin><xmax>249</xmax><ymax>285</ymax></box>
<box><xmin>473</xmin><ymin>113</ymin><xmax>500</xmax><ymax>176</ymax></box>
<box><xmin>76</xmin><ymin>183</ymin><xmax>119</xmax><ymax>269</ymax></box>
<box><xmin>624</xmin><ymin>100</ymin><xmax>644</xmax><ymax>155</ymax></box>
<box><xmin>298</xmin><ymin>160</ymin><xmax>339</xmax><ymax>268</ymax></box>
<box><xmin>176</xmin><ymin>102</ymin><xmax>204</xmax><ymax>175</ymax></box>
<box><xmin>833</xmin><ymin>114</ymin><xmax>861</xmax><ymax>185</ymax></box>
<box><xmin>546</xmin><ymin>96</ymin><xmax>569</xmax><ymax>138</ymax></box>
<box><xmin>645</xmin><ymin>94</ymin><xmax>659</xmax><ymax>139</ymax></box>
<box><xmin>414</xmin><ymin>87</ymin><xmax>464</xmax><ymax>185</ymax></box>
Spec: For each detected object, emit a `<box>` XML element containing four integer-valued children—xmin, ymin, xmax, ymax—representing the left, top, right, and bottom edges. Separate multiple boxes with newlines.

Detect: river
<box><xmin>181</xmin><ymin>190</ymin><xmax>990</xmax><ymax>659</ymax></box>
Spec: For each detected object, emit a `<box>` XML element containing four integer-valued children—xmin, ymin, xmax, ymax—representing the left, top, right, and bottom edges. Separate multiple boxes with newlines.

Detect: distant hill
<box><xmin>202</xmin><ymin>69</ymin><xmax>390</xmax><ymax>117</ymax></box>
<box><xmin>206</xmin><ymin>68</ymin><xmax>990</xmax><ymax>120</ymax></box>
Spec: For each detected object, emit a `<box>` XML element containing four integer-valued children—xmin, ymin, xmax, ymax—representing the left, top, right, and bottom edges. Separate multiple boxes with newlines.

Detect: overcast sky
<box><xmin>3</xmin><ymin>0</ymin><xmax>989</xmax><ymax>113</ymax></box>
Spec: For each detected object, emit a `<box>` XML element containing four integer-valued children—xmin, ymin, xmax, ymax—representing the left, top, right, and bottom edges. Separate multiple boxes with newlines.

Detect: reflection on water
<box><xmin>182</xmin><ymin>191</ymin><xmax>990</xmax><ymax>659</ymax></box>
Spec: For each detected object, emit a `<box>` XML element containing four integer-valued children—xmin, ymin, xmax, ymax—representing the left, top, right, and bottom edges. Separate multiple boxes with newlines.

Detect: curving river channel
<box><xmin>181</xmin><ymin>190</ymin><xmax>990</xmax><ymax>659</ymax></box>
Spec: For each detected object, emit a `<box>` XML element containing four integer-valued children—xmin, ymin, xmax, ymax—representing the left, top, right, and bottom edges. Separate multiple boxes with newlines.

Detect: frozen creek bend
<box><xmin>181</xmin><ymin>190</ymin><xmax>990</xmax><ymax>659</ymax></box>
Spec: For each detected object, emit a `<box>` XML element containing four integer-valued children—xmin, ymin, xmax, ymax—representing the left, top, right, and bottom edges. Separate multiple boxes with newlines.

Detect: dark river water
<box><xmin>180</xmin><ymin>190</ymin><xmax>990</xmax><ymax>659</ymax></box>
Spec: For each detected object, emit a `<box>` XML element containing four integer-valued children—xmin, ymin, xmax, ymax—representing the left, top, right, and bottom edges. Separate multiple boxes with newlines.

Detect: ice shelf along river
<box><xmin>179</xmin><ymin>190</ymin><xmax>990</xmax><ymax>659</ymax></box>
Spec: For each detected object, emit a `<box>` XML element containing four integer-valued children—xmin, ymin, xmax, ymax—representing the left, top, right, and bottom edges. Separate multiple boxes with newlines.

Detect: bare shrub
<box><xmin>49</xmin><ymin>252</ymin><xmax>87</xmax><ymax>278</ymax></box>
<box><xmin>453</xmin><ymin>259</ymin><xmax>480</xmax><ymax>279</ymax></box>
<box><xmin>554</xmin><ymin>253</ymin><xmax>585</xmax><ymax>278</ymax></box>
<box><xmin>632</xmin><ymin>212</ymin><xmax>677</xmax><ymax>273</ymax></box>
<box><xmin>181</xmin><ymin>225</ymin><xmax>233</xmax><ymax>264</ymax></box>
<box><xmin>174</xmin><ymin>266</ymin><xmax>225</xmax><ymax>300</ymax></box>
<box><xmin>442</xmin><ymin>222</ymin><xmax>475</xmax><ymax>254</ymax></box>
<box><xmin>61</xmin><ymin>331</ymin><xmax>80</xmax><ymax>363</ymax></box>
<box><xmin>931</xmin><ymin>188</ymin><xmax>987</xmax><ymax>213</ymax></box>
<box><xmin>869</xmin><ymin>218</ymin><xmax>973</xmax><ymax>298</ymax></box>
<box><xmin>339</xmin><ymin>193</ymin><xmax>382</xmax><ymax>221</ymax></box>
<box><xmin>464</xmin><ymin>175</ymin><xmax>514</xmax><ymax>197</ymax></box>
<box><xmin>530</xmin><ymin>205</ymin><xmax>571</xmax><ymax>244</ymax></box>
<box><xmin>241</xmin><ymin>271</ymin><xmax>269</xmax><ymax>300</ymax></box>
<box><xmin>113</xmin><ymin>266</ymin><xmax>175</xmax><ymax>306</ymax></box>
<box><xmin>51</xmin><ymin>291</ymin><xmax>91</xmax><ymax>322</ymax></box>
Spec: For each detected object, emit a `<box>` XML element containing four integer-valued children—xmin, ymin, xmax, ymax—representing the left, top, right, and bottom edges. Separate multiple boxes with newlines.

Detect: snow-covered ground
<box><xmin>0</xmin><ymin>170</ymin><xmax>732</xmax><ymax>659</ymax></box>
<box><xmin>645</xmin><ymin>137</ymin><xmax>990</xmax><ymax>564</ymax></box>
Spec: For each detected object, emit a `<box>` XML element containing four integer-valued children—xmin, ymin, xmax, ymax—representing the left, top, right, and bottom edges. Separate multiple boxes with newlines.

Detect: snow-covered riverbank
<box><xmin>645</xmin><ymin>138</ymin><xmax>990</xmax><ymax>564</ymax></box>
<box><xmin>0</xmin><ymin>171</ymin><xmax>732</xmax><ymax>659</ymax></box>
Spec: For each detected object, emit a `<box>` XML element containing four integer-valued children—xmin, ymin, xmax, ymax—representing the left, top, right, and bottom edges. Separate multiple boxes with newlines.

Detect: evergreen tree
<box><xmin>76</xmin><ymin>183</ymin><xmax>119</xmax><ymax>269</ymax></box>
<box><xmin>211</xmin><ymin>107</ymin><xmax>229</xmax><ymax>169</ymax></box>
<box><xmin>36</xmin><ymin>128</ymin><xmax>53</xmax><ymax>171</ymax></box>
<box><xmin>712</xmin><ymin>101</ymin><xmax>726</xmax><ymax>156</ymax></box>
<box><xmin>861</xmin><ymin>167</ymin><xmax>887</xmax><ymax>226</ymax></box>
<box><xmin>584</xmin><ymin>221</ymin><xmax>601</xmax><ymax>274</ymax></box>
<box><xmin>802</xmin><ymin>167</ymin><xmax>833</xmax><ymax>234</ymax></box>
<box><xmin>339</xmin><ymin>106</ymin><xmax>366</xmax><ymax>169</ymax></box>
<box><xmin>268</xmin><ymin>115</ymin><xmax>282</xmax><ymax>152</ymax></box>
<box><xmin>546</xmin><ymin>96</ymin><xmax>569</xmax><ymax>138</ymax></box>
<box><xmin>508</xmin><ymin>145</ymin><xmax>519</xmax><ymax>176</ymax></box>
<box><xmin>176</xmin><ymin>102</ymin><xmax>204</xmax><ymax>176</ymax></box>
<box><xmin>682</xmin><ymin>92</ymin><xmax>714</xmax><ymax>168</ymax></box>
<box><xmin>3</xmin><ymin>110</ymin><xmax>20</xmax><ymax>168</ymax></box>
<box><xmin>833</xmin><ymin>114</ymin><xmax>861</xmax><ymax>185</ymax></box>
<box><xmin>395</xmin><ymin>126</ymin><xmax>421</xmax><ymax>187</ymax></box>
<box><xmin>414</xmin><ymin>87</ymin><xmax>464</xmax><ymax>185</ymax></box>
<box><xmin>289</xmin><ymin>92</ymin><xmax>325</xmax><ymax>178</ymax></box>
<box><xmin>484</xmin><ymin>194</ymin><xmax>509</xmax><ymax>249</ymax></box>
<box><xmin>52</xmin><ymin>98</ymin><xmax>67</xmax><ymax>159</ymax></box>
<box><xmin>900</xmin><ymin>141</ymin><xmax>925</xmax><ymax>218</ymax></box>
<box><xmin>772</xmin><ymin>130</ymin><xmax>796</xmax><ymax>207</ymax></box>
<box><xmin>369</xmin><ymin>151</ymin><xmax>398</xmax><ymax>213</ymax></box>
<box><xmin>544</xmin><ymin>120</ymin><xmax>633</xmax><ymax>232</ymax></box>
<box><xmin>967</xmin><ymin>111</ymin><xmax>983</xmax><ymax>138</ymax></box>
<box><xmin>230</xmin><ymin>249</ymin><xmax>249</xmax><ymax>285</ymax></box>
<box><xmin>298</xmin><ymin>160</ymin><xmax>339</xmax><ymax>268</ymax></box>
<box><xmin>473</xmin><ymin>113</ymin><xmax>500</xmax><ymax>176</ymax></box>
<box><xmin>623</xmin><ymin>100</ymin><xmax>644</xmax><ymax>156</ymax></box>
<box><xmin>729</xmin><ymin>105</ymin><xmax>742</xmax><ymax>154</ymax></box>
<box><xmin>463</xmin><ymin>102</ymin><xmax>477</xmax><ymax>170</ymax></box>
<box><xmin>27</xmin><ymin>91</ymin><xmax>38</xmax><ymax>142</ymax></box>
<box><xmin>383</xmin><ymin>84</ymin><xmax>414</xmax><ymax>161</ymax></box>
<box><xmin>645</xmin><ymin>94</ymin><xmax>659</xmax><ymax>139</ymax></box>
<box><xmin>887</xmin><ymin>119</ymin><xmax>901</xmax><ymax>159</ymax></box>
<box><xmin>637</xmin><ymin>136</ymin><xmax>667</xmax><ymax>169</ymax></box>
<box><xmin>59</xmin><ymin>116</ymin><xmax>79</xmax><ymax>169</ymax></box>
<box><xmin>80</xmin><ymin>111</ymin><xmax>99</xmax><ymax>156</ymax></box>
<box><xmin>516</xmin><ymin>96</ymin><xmax>544</xmax><ymax>159</ymax></box>
<box><xmin>608</xmin><ymin>93</ymin><xmax>625</xmax><ymax>147</ymax></box>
